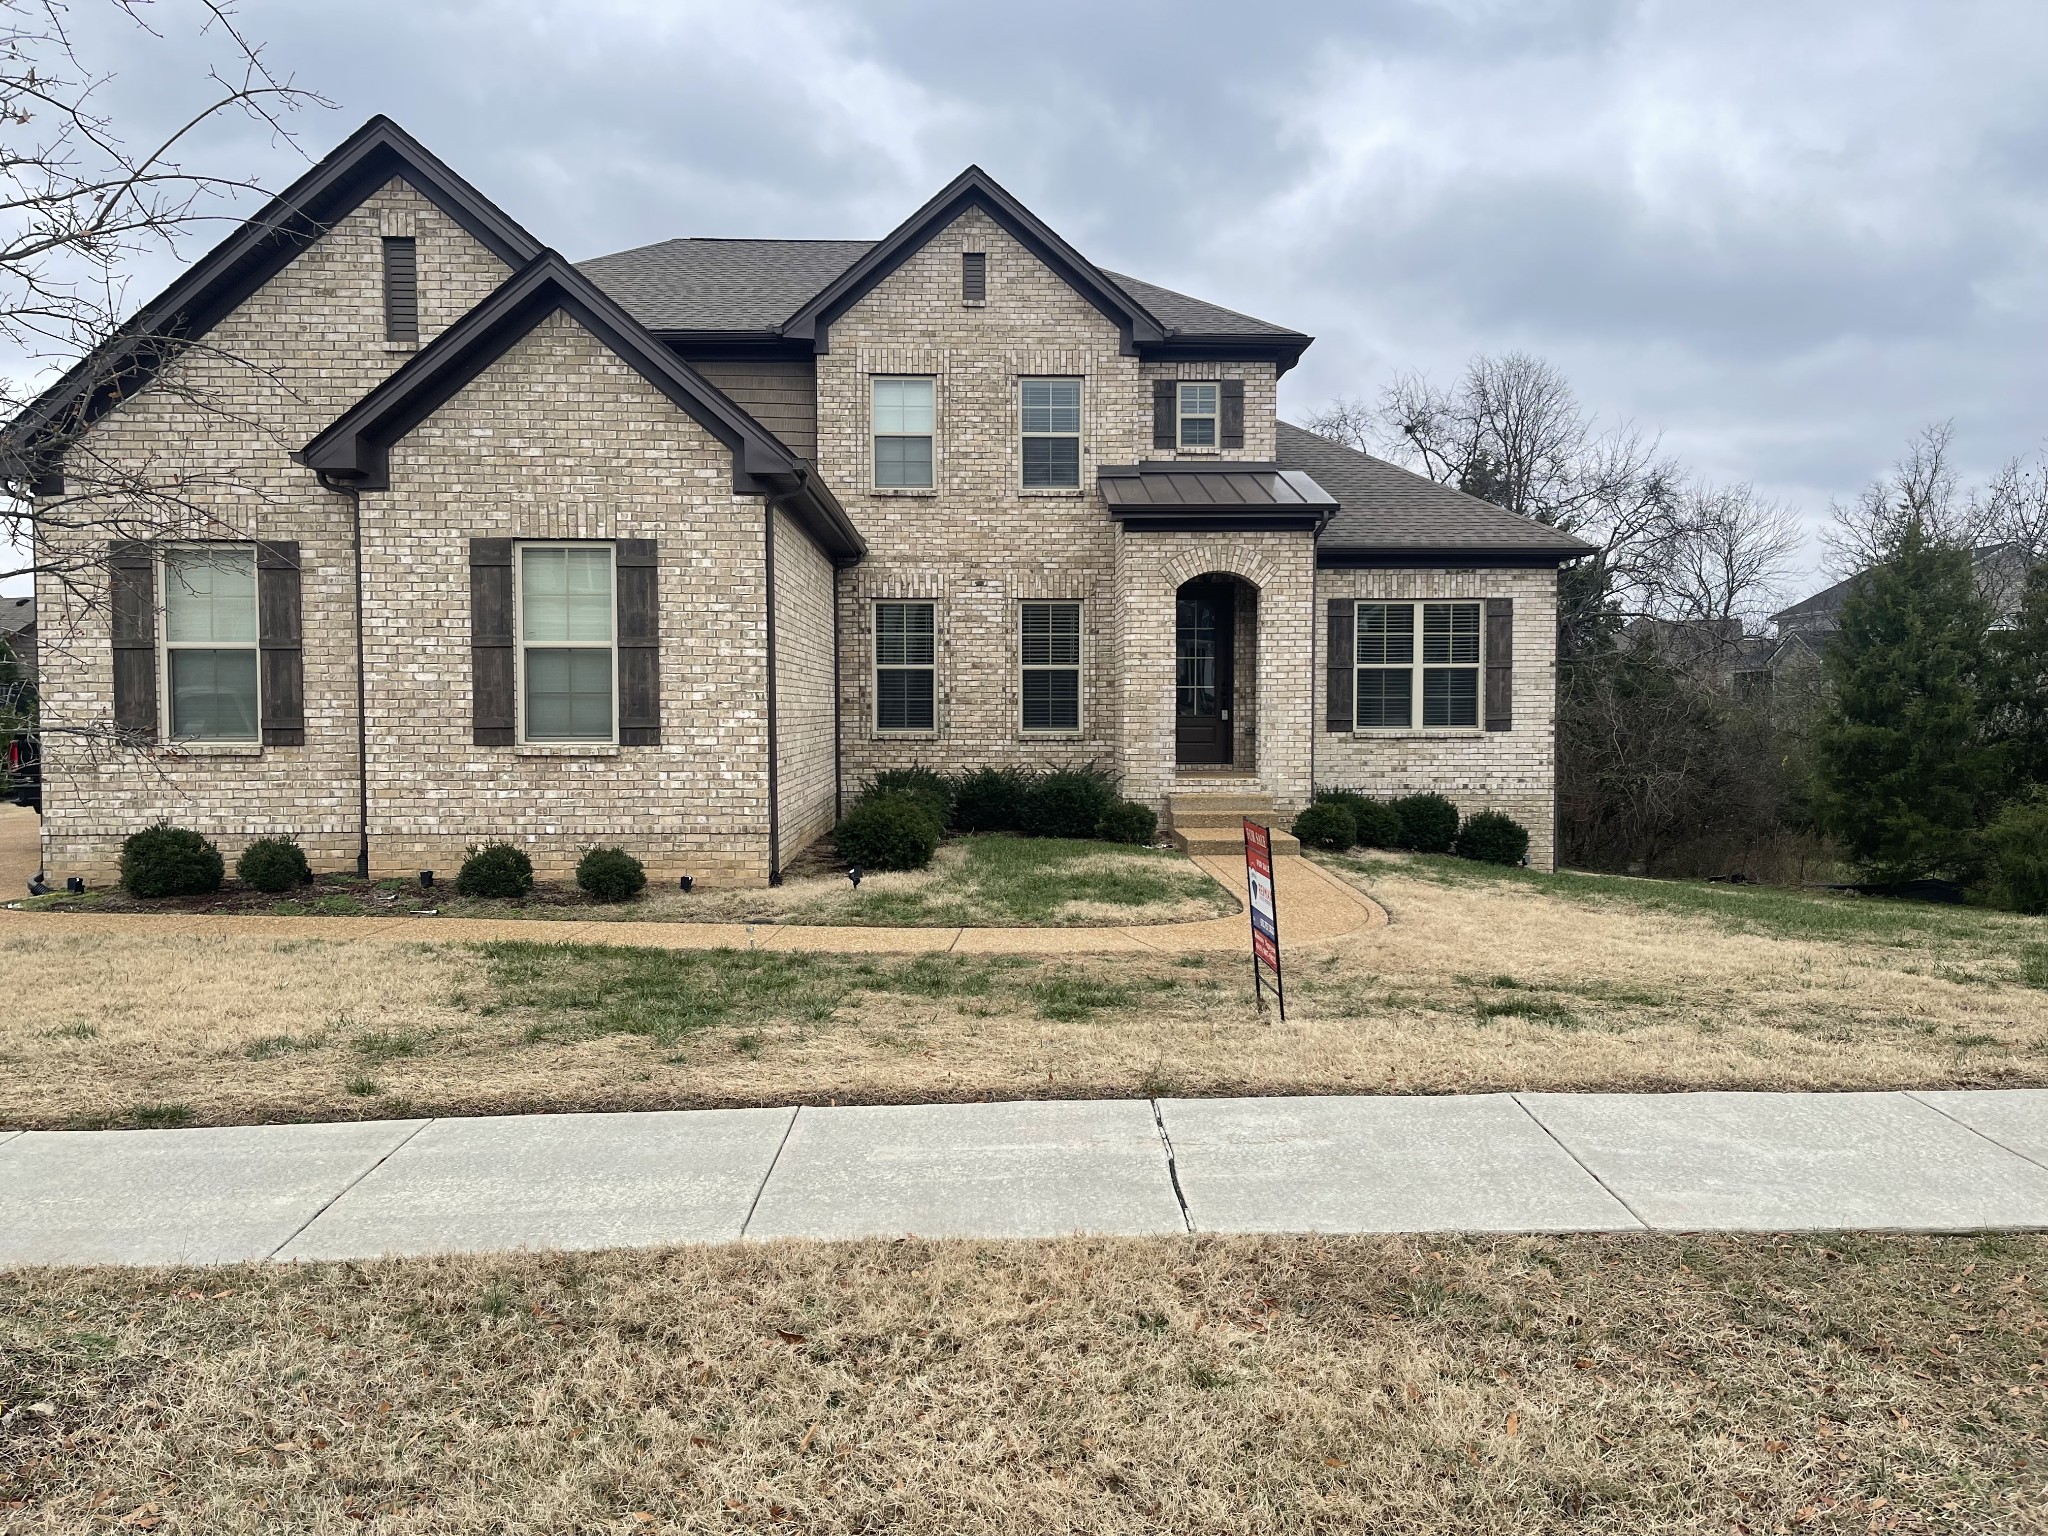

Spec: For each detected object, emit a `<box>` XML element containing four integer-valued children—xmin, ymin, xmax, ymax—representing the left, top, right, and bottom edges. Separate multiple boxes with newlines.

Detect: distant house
<box><xmin>1769</xmin><ymin>543</ymin><xmax>2033</xmax><ymax>675</ymax></box>
<box><xmin>0</xmin><ymin>594</ymin><xmax>32</xmax><ymax>691</ymax></box>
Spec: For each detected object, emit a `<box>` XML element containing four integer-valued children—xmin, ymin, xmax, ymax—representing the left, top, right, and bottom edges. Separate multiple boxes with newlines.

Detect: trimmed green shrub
<box><xmin>1292</xmin><ymin>800</ymin><xmax>1358</xmax><ymax>851</ymax></box>
<box><xmin>1391</xmin><ymin>792</ymin><xmax>1461</xmax><ymax>853</ymax></box>
<box><xmin>1454</xmin><ymin>809</ymin><xmax>1530</xmax><ymax>866</ymax></box>
<box><xmin>1984</xmin><ymin>795</ymin><xmax>2048</xmax><ymax>915</ymax></box>
<box><xmin>576</xmin><ymin>846</ymin><xmax>647</xmax><ymax>903</ymax></box>
<box><xmin>1315</xmin><ymin>789</ymin><xmax>1402</xmax><ymax>849</ymax></box>
<box><xmin>862</xmin><ymin>767</ymin><xmax>953</xmax><ymax>830</ymax></box>
<box><xmin>1097</xmin><ymin>800</ymin><xmax>1158</xmax><ymax>845</ymax></box>
<box><xmin>457</xmin><ymin>841</ymin><xmax>534</xmax><ymax>899</ymax></box>
<box><xmin>951</xmin><ymin>765</ymin><xmax>1033</xmax><ymax>833</ymax></box>
<box><xmin>835</xmin><ymin>791</ymin><xmax>942</xmax><ymax>872</ymax></box>
<box><xmin>1020</xmin><ymin>763</ymin><xmax>1119</xmax><ymax>840</ymax></box>
<box><xmin>120</xmin><ymin>822</ymin><xmax>224</xmax><ymax>898</ymax></box>
<box><xmin>235</xmin><ymin>836</ymin><xmax>311</xmax><ymax>893</ymax></box>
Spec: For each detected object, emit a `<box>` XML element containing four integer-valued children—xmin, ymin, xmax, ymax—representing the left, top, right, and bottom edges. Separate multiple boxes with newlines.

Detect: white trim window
<box><xmin>872</xmin><ymin>376</ymin><xmax>935</xmax><ymax>488</ymax></box>
<box><xmin>160</xmin><ymin>545</ymin><xmax>260</xmax><ymax>740</ymax></box>
<box><xmin>1177</xmin><ymin>381</ymin><xmax>1219</xmax><ymax>449</ymax></box>
<box><xmin>1355</xmin><ymin>600</ymin><xmax>1482</xmax><ymax>729</ymax></box>
<box><xmin>519</xmin><ymin>543</ymin><xmax>616</xmax><ymax>742</ymax></box>
<box><xmin>874</xmin><ymin>600</ymin><xmax>936</xmax><ymax>731</ymax></box>
<box><xmin>1020</xmin><ymin>377</ymin><xmax>1081</xmax><ymax>488</ymax></box>
<box><xmin>1020</xmin><ymin>601</ymin><xmax>1081</xmax><ymax>732</ymax></box>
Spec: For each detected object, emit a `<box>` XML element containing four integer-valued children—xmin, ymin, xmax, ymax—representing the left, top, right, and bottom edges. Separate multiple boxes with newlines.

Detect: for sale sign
<box><xmin>1243</xmin><ymin>820</ymin><xmax>1285</xmax><ymax>1019</ymax></box>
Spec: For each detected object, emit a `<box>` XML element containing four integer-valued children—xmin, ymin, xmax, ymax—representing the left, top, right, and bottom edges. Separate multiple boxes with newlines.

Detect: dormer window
<box><xmin>1177</xmin><ymin>382</ymin><xmax>1218</xmax><ymax>449</ymax></box>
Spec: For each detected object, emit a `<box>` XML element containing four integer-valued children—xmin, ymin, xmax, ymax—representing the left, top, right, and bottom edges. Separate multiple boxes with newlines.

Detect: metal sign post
<box><xmin>1243</xmin><ymin>819</ymin><xmax>1285</xmax><ymax>1021</ymax></box>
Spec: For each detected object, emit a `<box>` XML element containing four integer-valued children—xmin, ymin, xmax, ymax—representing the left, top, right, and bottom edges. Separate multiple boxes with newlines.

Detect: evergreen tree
<box><xmin>1812</xmin><ymin>519</ymin><xmax>1998</xmax><ymax>881</ymax></box>
<box><xmin>1987</xmin><ymin>561</ymin><xmax>2048</xmax><ymax>793</ymax></box>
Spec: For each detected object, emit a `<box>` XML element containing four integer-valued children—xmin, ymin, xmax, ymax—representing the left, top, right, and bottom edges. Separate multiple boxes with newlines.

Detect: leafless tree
<box><xmin>1295</xmin><ymin>394</ymin><xmax>1373</xmax><ymax>453</ymax></box>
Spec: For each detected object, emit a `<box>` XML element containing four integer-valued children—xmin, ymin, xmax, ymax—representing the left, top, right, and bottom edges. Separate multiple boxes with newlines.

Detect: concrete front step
<box><xmin>1165</xmin><ymin>792</ymin><xmax>1272</xmax><ymax>816</ymax></box>
<box><xmin>1170</xmin><ymin>826</ymin><xmax>1301</xmax><ymax>857</ymax></box>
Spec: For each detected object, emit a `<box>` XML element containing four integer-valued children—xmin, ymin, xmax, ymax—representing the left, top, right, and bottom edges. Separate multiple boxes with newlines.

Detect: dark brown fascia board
<box><xmin>781</xmin><ymin>165</ymin><xmax>1166</xmax><ymax>356</ymax></box>
<box><xmin>1110</xmin><ymin>509</ymin><xmax>1330</xmax><ymax>534</ymax></box>
<box><xmin>301</xmin><ymin>252</ymin><xmax>864</xmax><ymax>561</ymax></box>
<box><xmin>1137</xmin><ymin>333</ymin><xmax>1314</xmax><ymax>376</ymax></box>
<box><xmin>1</xmin><ymin>115</ymin><xmax>544</xmax><ymax>480</ymax></box>
<box><xmin>1314</xmin><ymin>545</ymin><xmax>1587</xmax><ymax>568</ymax></box>
<box><xmin>654</xmin><ymin>330</ymin><xmax>815</xmax><ymax>362</ymax></box>
<box><xmin>1105</xmin><ymin>461</ymin><xmax>1283</xmax><ymax>476</ymax></box>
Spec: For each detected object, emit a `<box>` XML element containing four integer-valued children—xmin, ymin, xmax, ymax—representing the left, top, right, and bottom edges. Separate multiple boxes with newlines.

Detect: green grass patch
<box><xmin>131</xmin><ymin>1102</ymin><xmax>192</xmax><ymax>1128</ymax></box>
<box><xmin>243</xmin><ymin>1031</ymin><xmax>323</xmax><ymax>1060</ymax></box>
<box><xmin>2021</xmin><ymin>944</ymin><xmax>2048</xmax><ymax>989</ymax></box>
<box><xmin>352</xmin><ymin>1029</ymin><xmax>422</xmax><ymax>1060</ymax></box>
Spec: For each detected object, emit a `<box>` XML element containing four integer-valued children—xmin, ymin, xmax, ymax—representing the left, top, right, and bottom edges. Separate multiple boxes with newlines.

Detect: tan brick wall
<box><xmin>361</xmin><ymin>310</ymin><xmax>773</xmax><ymax>887</ymax></box>
<box><xmin>815</xmin><ymin>206</ymin><xmax>1283</xmax><ymax>796</ymax></box>
<box><xmin>772</xmin><ymin>505</ymin><xmax>838</xmax><ymax>863</ymax></box>
<box><xmin>1313</xmin><ymin>566</ymin><xmax>1560</xmax><ymax>870</ymax></box>
<box><xmin>35</xmin><ymin>178</ymin><xmax>512</xmax><ymax>882</ymax></box>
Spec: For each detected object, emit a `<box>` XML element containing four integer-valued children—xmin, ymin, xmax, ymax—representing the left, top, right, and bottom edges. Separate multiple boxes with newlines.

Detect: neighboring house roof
<box><xmin>1098</xmin><ymin>461</ymin><xmax>1337</xmax><ymax>532</ymax></box>
<box><xmin>1771</xmin><ymin>542</ymin><xmax>2032</xmax><ymax>632</ymax></box>
<box><xmin>301</xmin><ymin>251</ymin><xmax>863</xmax><ymax>561</ymax></box>
<box><xmin>1275</xmin><ymin>422</ymin><xmax>1593</xmax><ymax>564</ymax></box>
<box><xmin>0</xmin><ymin>115</ymin><xmax>546</xmax><ymax>487</ymax></box>
<box><xmin>0</xmin><ymin>595</ymin><xmax>31</xmax><ymax>639</ymax></box>
<box><xmin>574</xmin><ymin>167</ymin><xmax>1309</xmax><ymax>369</ymax></box>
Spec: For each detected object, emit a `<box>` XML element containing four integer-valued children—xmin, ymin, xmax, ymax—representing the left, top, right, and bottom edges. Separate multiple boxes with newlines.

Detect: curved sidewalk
<box><xmin>0</xmin><ymin>848</ymin><xmax>1384</xmax><ymax>955</ymax></box>
<box><xmin>2</xmin><ymin>1089</ymin><xmax>2045</xmax><ymax>1267</ymax></box>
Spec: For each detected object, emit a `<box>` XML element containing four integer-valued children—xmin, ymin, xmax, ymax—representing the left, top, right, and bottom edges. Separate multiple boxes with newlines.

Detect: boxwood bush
<box><xmin>835</xmin><ymin>791</ymin><xmax>942</xmax><ymax>871</ymax></box>
<box><xmin>1313</xmin><ymin>789</ymin><xmax>1404</xmax><ymax>849</ymax></box>
<box><xmin>950</xmin><ymin>765</ymin><xmax>1032</xmax><ymax>833</ymax></box>
<box><xmin>456</xmin><ymin>841</ymin><xmax>534</xmax><ymax>899</ymax></box>
<box><xmin>120</xmin><ymin>822</ymin><xmax>224</xmax><ymax>898</ymax></box>
<box><xmin>1453</xmin><ymin>809</ymin><xmax>1530</xmax><ymax>867</ymax></box>
<box><xmin>235</xmin><ymin>835</ymin><xmax>311</xmax><ymax>893</ymax></box>
<box><xmin>863</xmin><ymin>767</ymin><xmax>953</xmax><ymax>831</ymax></box>
<box><xmin>1391</xmin><ymin>792</ymin><xmax>1461</xmax><ymax>853</ymax></box>
<box><xmin>1292</xmin><ymin>800</ymin><xmax>1358</xmax><ymax>851</ymax></box>
<box><xmin>1019</xmin><ymin>764</ymin><xmax>1119</xmax><ymax>840</ymax></box>
<box><xmin>1096</xmin><ymin>800</ymin><xmax>1158</xmax><ymax>845</ymax></box>
<box><xmin>576</xmin><ymin>845</ymin><xmax>646</xmax><ymax>903</ymax></box>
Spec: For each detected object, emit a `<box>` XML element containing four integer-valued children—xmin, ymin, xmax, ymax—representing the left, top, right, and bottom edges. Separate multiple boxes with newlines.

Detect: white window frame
<box><xmin>1177</xmin><ymin>381</ymin><xmax>1220</xmax><ymax>450</ymax></box>
<box><xmin>1019</xmin><ymin>376</ymin><xmax>1082</xmax><ymax>490</ymax></box>
<box><xmin>871</xmin><ymin>375</ymin><xmax>936</xmax><ymax>490</ymax></box>
<box><xmin>872</xmin><ymin>600</ymin><xmax>937</xmax><ymax>733</ymax></box>
<box><xmin>158</xmin><ymin>543</ymin><xmax>260</xmax><ymax>743</ymax></box>
<box><xmin>515</xmin><ymin>541</ymin><xmax>619</xmax><ymax>746</ymax></box>
<box><xmin>1353</xmin><ymin>599</ymin><xmax>1484</xmax><ymax>732</ymax></box>
<box><xmin>1019</xmin><ymin>600</ymin><xmax>1082</xmax><ymax>734</ymax></box>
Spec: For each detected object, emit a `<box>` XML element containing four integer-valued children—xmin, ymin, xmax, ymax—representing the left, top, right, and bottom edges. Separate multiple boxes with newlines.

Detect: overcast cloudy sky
<box><xmin>23</xmin><ymin>0</ymin><xmax>2048</xmax><ymax>597</ymax></box>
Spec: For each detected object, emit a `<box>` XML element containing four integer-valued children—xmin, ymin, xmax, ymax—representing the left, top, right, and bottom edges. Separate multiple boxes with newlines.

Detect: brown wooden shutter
<box><xmin>1220</xmin><ymin>378</ymin><xmax>1245</xmax><ymax>449</ymax></box>
<box><xmin>1484</xmin><ymin>597</ymin><xmax>1514</xmax><ymax>732</ymax></box>
<box><xmin>615</xmin><ymin>538</ymin><xmax>660</xmax><ymax>746</ymax></box>
<box><xmin>257</xmin><ymin>541</ymin><xmax>304</xmax><ymax>746</ymax></box>
<box><xmin>961</xmin><ymin>251</ymin><xmax>986</xmax><ymax>302</ymax></box>
<box><xmin>1325</xmin><ymin>598</ymin><xmax>1354</xmax><ymax>733</ymax></box>
<box><xmin>109</xmin><ymin>541</ymin><xmax>157</xmax><ymax>742</ymax></box>
<box><xmin>470</xmin><ymin>538</ymin><xmax>515</xmax><ymax>746</ymax></box>
<box><xmin>383</xmin><ymin>236</ymin><xmax>419</xmax><ymax>342</ymax></box>
<box><xmin>1152</xmin><ymin>379</ymin><xmax>1175</xmax><ymax>450</ymax></box>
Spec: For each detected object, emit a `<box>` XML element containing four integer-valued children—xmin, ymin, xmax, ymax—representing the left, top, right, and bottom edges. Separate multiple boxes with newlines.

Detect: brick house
<box><xmin>4</xmin><ymin>118</ymin><xmax>1586</xmax><ymax>887</ymax></box>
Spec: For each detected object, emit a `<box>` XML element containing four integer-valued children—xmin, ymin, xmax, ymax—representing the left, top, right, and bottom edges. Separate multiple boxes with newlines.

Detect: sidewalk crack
<box><xmin>1510</xmin><ymin>1095</ymin><xmax>1651</xmax><ymax>1231</ymax></box>
<box><xmin>1150</xmin><ymin>1098</ymin><xmax>1193</xmax><ymax>1233</ymax></box>
<box><xmin>1904</xmin><ymin>1091</ymin><xmax>2048</xmax><ymax>1174</ymax></box>
<box><xmin>740</xmin><ymin>1105</ymin><xmax>801</xmax><ymax>1238</ymax></box>
<box><xmin>267</xmin><ymin>1117</ymin><xmax>434</xmax><ymax>1261</ymax></box>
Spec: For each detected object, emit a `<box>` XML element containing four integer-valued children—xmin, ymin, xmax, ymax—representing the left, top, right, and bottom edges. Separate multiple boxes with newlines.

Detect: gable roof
<box><xmin>301</xmin><ymin>251</ymin><xmax>862</xmax><ymax>560</ymax></box>
<box><xmin>1</xmin><ymin>115</ymin><xmax>545</xmax><ymax>485</ymax></box>
<box><xmin>1276</xmin><ymin>423</ymin><xmax>1593</xmax><ymax>564</ymax></box>
<box><xmin>575</xmin><ymin>177</ymin><xmax>1310</xmax><ymax>369</ymax></box>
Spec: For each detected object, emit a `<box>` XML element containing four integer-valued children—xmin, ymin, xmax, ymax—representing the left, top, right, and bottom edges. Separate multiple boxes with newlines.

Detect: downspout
<box><xmin>831</xmin><ymin>559</ymin><xmax>844</xmax><ymax>823</ymax></box>
<box><xmin>762</xmin><ymin>500</ymin><xmax>781</xmax><ymax>886</ymax></box>
<box><xmin>318</xmin><ymin>470</ymin><xmax>371</xmax><ymax>879</ymax></box>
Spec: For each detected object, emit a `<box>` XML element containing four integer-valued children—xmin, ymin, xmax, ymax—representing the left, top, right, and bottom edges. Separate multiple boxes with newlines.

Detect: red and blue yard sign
<box><xmin>1243</xmin><ymin>820</ymin><xmax>1285</xmax><ymax>1019</ymax></box>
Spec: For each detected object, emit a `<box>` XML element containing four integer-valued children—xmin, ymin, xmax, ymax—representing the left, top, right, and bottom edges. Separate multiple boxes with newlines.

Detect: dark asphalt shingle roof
<box><xmin>575</xmin><ymin>239</ymin><xmax>1303</xmax><ymax>339</ymax></box>
<box><xmin>1276</xmin><ymin>422</ymin><xmax>1592</xmax><ymax>557</ymax></box>
<box><xmin>0</xmin><ymin>596</ymin><xmax>31</xmax><ymax>637</ymax></box>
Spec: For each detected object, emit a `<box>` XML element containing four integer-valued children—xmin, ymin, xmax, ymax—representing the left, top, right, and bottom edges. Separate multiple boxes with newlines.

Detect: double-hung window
<box><xmin>1354</xmin><ymin>600</ymin><xmax>1482</xmax><ymax>729</ymax></box>
<box><xmin>874</xmin><ymin>601</ymin><xmax>936</xmax><ymax>731</ymax></box>
<box><xmin>1177</xmin><ymin>382</ymin><xmax>1219</xmax><ymax>448</ymax></box>
<box><xmin>519</xmin><ymin>544</ymin><xmax>615</xmax><ymax>742</ymax></box>
<box><xmin>1020</xmin><ymin>601</ymin><xmax>1081</xmax><ymax>731</ymax></box>
<box><xmin>161</xmin><ymin>546</ymin><xmax>259</xmax><ymax>740</ymax></box>
<box><xmin>873</xmin><ymin>376</ymin><xmax>935</xmax><ymax>488</ymax></box>
<box><xmin>1020</xmin><ymin>378</ymin><xmax>1081</xmax><ymax>488</ymax></box>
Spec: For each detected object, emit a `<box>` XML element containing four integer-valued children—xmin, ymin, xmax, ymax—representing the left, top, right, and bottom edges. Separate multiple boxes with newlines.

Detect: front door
<box><xmin>1175</xmin><ymin>581</ymin><xmax>1235</xmax><ymax>765</ymax></box>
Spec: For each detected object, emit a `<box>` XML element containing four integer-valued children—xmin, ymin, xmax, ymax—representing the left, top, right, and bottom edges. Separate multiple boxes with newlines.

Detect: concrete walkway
<box><xmin>0</xmin><ymin>839</ymin><xmax>1383</xmax><ymax>955</ymax></box>
<box><xmin>3</xmin><ymin>1089</ymin><xmax>2045</xmax><ymax>1266</ymax></box>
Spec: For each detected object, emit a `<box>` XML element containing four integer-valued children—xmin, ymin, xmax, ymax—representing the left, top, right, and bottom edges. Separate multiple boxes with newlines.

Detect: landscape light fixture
<box><xmin>419</xmin><ymin>870</ymin><xmax>433</xmax><ymax>889</ymax></box>
<box><xmin>848</xmin><ymin>865</ymin><xmax>862</xmax><ymax>888</ymax></box>
<box><xmin>65</xmin><ymin>877</ymin><xmax>83</xmax><ymax>894</ymax></box>
<box><xmin>678</xmin><ymin>874</ymin><xmax>694</xmax><ymax>892</ymax></box>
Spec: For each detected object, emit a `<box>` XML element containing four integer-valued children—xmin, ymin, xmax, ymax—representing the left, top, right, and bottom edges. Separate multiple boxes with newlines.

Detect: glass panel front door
<box><xmin>1174</xmin><ymin>581</ymin><xmax>1234</xmax><ymax>765</ymax></box>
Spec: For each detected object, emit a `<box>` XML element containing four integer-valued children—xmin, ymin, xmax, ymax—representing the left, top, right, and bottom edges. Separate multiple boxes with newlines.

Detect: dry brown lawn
<box><xmin>2</xmin><ymin>1232</ymin><xmax>2043</xmax><ymax>1533</ymax></box>
<box><xmin>3</xmin><ymin>854</ymin><xmax>2046</xmax><ymax>1129</ymax></box>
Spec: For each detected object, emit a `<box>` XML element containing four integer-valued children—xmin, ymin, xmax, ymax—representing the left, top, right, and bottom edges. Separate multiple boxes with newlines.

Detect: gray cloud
<box><xmin>14</xmin><ymin>0</ymin><xmax>2048</xmax><ymax>596</ymax></box>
